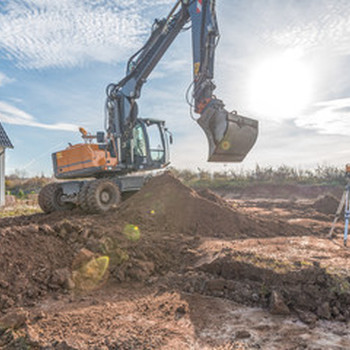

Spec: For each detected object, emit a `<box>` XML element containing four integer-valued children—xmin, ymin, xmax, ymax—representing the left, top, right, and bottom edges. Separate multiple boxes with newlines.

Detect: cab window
<box><xmin>146</xmin><ymin>123</ymin><xmax>164</xmax><ymax>162</ymax></box>
<box><xmin>133</xmin><ymin>124</ymin><xmax>147</xmax><ymax>157</ymax></box>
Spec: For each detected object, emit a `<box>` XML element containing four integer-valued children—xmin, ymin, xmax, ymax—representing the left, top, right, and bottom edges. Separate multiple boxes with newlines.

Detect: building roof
<box><xmin>0</xmin><ymin>123</ymin><xmax>13</xmax><ymax>149</ymax></box>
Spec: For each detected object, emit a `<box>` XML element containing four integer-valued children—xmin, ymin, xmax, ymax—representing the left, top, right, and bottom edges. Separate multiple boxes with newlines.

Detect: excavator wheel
<box><xmin>85</xmin><ymin>179</ymin><xmax>121</xmax><ymax>213</ymax></box>
<box><xmin>38</xmin><ymin>183</ymin><xmax>57</xmax><ymax>213</ymax></box>
<box><xmin>78</xmin><ymin>181</ymin><xmax>92</xmax><ymax>213</ymax></box>
<box><xmin>39</xmin><ymin>183</ymin><xmax>75</xmax><ymax>213</ymax></box>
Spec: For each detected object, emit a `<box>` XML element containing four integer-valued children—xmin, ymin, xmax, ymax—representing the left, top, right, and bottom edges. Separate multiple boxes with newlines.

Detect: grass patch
<box><xmin>0</xmin><ymin>205</ymin><xmax>41</xmax><ymax>218</ymax></box>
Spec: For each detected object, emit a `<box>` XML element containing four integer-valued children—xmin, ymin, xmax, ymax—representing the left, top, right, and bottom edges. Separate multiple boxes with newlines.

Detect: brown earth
<box><xmin>313</xmin><ymin>194</ymin><xmax>340</xmax><ymax>215</ymax></box>
<box><xmin>218</xmin><ymin>183</ymin><xmax>343</xmax><ymax>200</ymax></box>
<box><xmin>0</xmin><ymin>173</ymin><xmax>349</xmax><ymax>349</ymax></box>
<box><xmin>118</xmin><ymin>173</ymin><xmax>310</xmax><ymax>238</ymax></box>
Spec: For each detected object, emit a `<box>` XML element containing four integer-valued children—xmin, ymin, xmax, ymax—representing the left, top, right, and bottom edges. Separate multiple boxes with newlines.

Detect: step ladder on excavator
<box><xmin>329</xmin><ymin>164</ymin><xmax>350</xmax><ymax>246</ymax></box>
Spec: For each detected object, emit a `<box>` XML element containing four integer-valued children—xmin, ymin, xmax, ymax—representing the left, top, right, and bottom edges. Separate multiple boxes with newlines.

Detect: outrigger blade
<box><xmin>197</xmin><ymin>102</ymin><xmax>258</xmax><ymax>162</ymax></box>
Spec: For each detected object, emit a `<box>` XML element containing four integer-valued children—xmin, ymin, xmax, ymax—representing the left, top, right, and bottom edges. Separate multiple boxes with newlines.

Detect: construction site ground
<box><xmin>0</xmin><ymin>173</ymin><xmax>350</xmax><ymax>349</ymax></box>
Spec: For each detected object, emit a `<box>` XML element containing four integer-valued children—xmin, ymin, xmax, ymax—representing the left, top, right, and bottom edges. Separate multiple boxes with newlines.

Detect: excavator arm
<box><xmin>105</xmin><ymin>0</ymin><xmax>258</xmax><ymax>162</ymax></box>
<box><xmin>39</xmin><ymin>0</ymin><xmax>259</xmax><ymax>214</ymax></box>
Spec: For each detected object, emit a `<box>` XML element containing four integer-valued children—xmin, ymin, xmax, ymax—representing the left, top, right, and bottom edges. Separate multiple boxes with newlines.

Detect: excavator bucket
<box><xmin>197</xmin><ymin>105</ymin><xmax>258</xmax><ymax>162</ymax></box>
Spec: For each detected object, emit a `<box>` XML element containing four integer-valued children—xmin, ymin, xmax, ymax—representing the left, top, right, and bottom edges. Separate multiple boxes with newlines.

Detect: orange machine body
<box><xmin>53</xmin><ymin>143</ymin><xmax>118</xmax><ymax>179</ymax></box>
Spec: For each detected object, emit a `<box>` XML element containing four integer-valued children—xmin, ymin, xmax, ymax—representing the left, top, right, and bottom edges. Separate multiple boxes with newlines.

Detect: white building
<box><xmin>0</xmin><ymin>123</ymin><xmax>13</xmax><ymax>207</ymax></box>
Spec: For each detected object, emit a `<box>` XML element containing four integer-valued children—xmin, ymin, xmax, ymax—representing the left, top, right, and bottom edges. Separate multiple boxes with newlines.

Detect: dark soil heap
<box><xmin>118</xmin><ymin>172</ymin><xmax>309</xmax><ymax>238</ymax></box>
<box><xmin>0</xmin><ymin>172</ymin><xmax>313</xmax><ymax>314</ymax></box>
<box><xmin>0</xmin><ymin>221</ymin><xmax>77</xmax><ymax>310</ymax></box>
<box><xmin>313</xmin><ymin>194</ymin><xmax>339</xmax><ymax>215</ymax></box>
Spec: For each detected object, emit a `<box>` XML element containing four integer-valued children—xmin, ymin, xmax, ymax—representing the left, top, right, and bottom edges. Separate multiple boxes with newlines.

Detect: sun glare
<box><xmin>248</xmin><ymin>51</ymin><xmax>313</xmax><ymax>119</ymax></box>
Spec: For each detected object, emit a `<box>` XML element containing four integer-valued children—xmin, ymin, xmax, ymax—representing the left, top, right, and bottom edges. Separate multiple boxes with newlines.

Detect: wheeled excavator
<box><xmin>39</xmin><ymin>0</ymin><xmax>258</xmax><ymax>214</ymax></box>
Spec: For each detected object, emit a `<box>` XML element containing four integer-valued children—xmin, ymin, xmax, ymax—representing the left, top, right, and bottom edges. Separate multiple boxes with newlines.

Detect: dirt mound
<box><xmin>313</xmin><ymin>194</ymin><xmax>340</xmax><ymax>215</ymax></box>
<box><xmin>118</xmin><ymin>172</ymin><xmax>309</xmax><ymax>238</ymax></box>
<box><xmin>0</xmin><ymin>221</ymin><xmax>76</xmax><ymax>310</ymax></box>
<box><xmin>0</xmin><ymin>174</ymin><xmax>311</xmax><ymax>314</ymax></box>
<box><xmin>0</xmin><ymin>214</ymin><xmax>178</xmax><ymax>313</ymax></box>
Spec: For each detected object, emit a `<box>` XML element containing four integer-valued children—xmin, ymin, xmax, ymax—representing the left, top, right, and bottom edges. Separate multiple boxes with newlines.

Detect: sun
<box><xmin>248</xmin><ymin>50</ymin><xmax>313</xmax><ymax>119</ymax></box>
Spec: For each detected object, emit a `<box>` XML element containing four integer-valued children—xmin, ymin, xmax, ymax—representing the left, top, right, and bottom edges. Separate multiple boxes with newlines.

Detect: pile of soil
<box><xmin>118</xmin><ymin>172</ymin><xmax>309</xmax><ymax>238</ymax></box>
<box><xmin>0</xmin><ymin>173</ymin><xmax>311</xmax><ymax>314</ymax></box>
<box><xmin>313</xmin><ymin>194</ymin><xmax>340</xmax><ymax>215</ymax></box>
<box><xmin>0</xmin><ymin>214</ymin><xmax>176</xmax><ymax>312</ymax></box>
<box><xmin>0</xmin><ymin>221</ymin><xmax>75</xmax><ymax>310</ymax></box>
<box><xmin>1</xmin><ymin>173</ymin><xmax>350</xmax><ymax>349</ymax></box>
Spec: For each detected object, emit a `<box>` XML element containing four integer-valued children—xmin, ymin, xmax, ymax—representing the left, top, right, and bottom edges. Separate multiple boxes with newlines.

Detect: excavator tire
<box><xmin>85</xmin><ymin>179</ymin><xmax>121</xmax><ymax>213</ymax></box>
<box><xmin>78</xmin><ymin>181</ymin><xmax>92</xmax><ymax>213</ymax></box>
<box><xmin>38</xmin><ymin>183</ymin><xmax>57</xmax><ymax>213</ymax></box>
<box><xmin>39</xmin><ymin>183</ymin><xmax>75</xmax><ymax>213</ymax></box>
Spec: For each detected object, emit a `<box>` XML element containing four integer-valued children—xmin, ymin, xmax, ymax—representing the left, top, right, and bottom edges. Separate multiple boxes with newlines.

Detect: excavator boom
<box><xmin>39</xmin><ymin>0</ymin><xmax>259</xmax><ymax>215</ymax></box>
<box><xmin>189</xmin><ymin>0</ymin><xmax>258</xmax><ymax>161</ymax></box>
<box><xmin>106</xmin><ymin>0</ymin><xmax>258</xmax><ymax>163</ymax></box>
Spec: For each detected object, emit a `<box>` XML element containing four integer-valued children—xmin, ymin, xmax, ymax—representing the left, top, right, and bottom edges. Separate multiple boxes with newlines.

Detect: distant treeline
<box><xmin>170</xmin><ymin>165</ymin><xmax>348</xmax><ymax>189</ymax></box>
<box><xmin>5</xmin><ymin>165</ymin><xmax>347</xmax><ymax>197</ymax></box>
<box><xmin>5</xmin><ymin>175</ymin><xmax>52</xmax><ymax>197</ymax></box>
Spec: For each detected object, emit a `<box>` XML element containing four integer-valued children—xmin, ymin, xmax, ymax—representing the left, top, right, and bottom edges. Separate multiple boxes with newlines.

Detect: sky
<box><xmin>1</xmin><ymin>0</ymin><xmax>350</xmax><ymax>176</ymax></box>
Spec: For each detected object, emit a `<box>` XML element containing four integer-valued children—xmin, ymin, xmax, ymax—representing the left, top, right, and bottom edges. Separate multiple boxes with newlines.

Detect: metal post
<box><xmin>329</xmin><ymin>186</ymin><xmax>347</xmax><ymax>239</ymax></box>
<box><xmin>329</xmin><ymin>166</ymin><xmax>350</xmax><ymax>246</ymax></box>
<box><xmin>0</xmin><ymin>148</ymin><xmax>5</xmax><ymax>207</ymax></box>
<box><xmin>344</xmin><ymin>184</ymin><xmax>350</xmax><ymax>246</ymax></box>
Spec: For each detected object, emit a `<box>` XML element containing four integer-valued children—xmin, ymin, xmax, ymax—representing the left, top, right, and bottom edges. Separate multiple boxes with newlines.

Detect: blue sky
<box><xmin>1</xmin><ymin>0</ymin><xmax>350</xmax><ymax>176</ymax></box>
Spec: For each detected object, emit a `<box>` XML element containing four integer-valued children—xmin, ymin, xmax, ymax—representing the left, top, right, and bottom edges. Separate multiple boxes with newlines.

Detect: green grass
<box><xmin>0</xmin><ymin>205</ymin><xmax>42</xmax><ymax>218</ymax></box>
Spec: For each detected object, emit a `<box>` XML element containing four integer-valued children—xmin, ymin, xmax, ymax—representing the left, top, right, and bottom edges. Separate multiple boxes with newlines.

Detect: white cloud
<box><xmin>0</xmin><ymin>0</ymin><xmax>173</xmax><ymax>69</ymax></box>
<box><xmin>267</xmin><ymin>1</ymin><xmax>350</xmax><ymax>55</ymax></box>
<box><xmin>213</xmin><ymin>0</ymin><xmax>350</xmax><ymax>144</ymax></box>
<box><xmin>0</xmin><ymin>100</ymin><xmax>78</xmax><ymax>131</ymax></box>
<box><xmin>296</xmin><ymin>98</ymin><xmax>350</xmax><ymax>136</ymax></box>
<box><xmin>0</xmin><ymin>72</ymin><xmax>13</xmax><ymax>87</ymax></box>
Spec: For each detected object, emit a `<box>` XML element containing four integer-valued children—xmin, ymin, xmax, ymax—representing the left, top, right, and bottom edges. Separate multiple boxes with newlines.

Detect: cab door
<box><xmin>144</xmin><ymin>121</ymin><xmax>168</xmax><ymax>165</ymax></box>
<box><xmin>131</xmin><ymin>119</ymin><xmax>169</xmax><ymax>170</ymax></box>
<box><xmin>132</xmin><ymin>122</ymin><xmax>148</xmax><ymax>167</ymax></box>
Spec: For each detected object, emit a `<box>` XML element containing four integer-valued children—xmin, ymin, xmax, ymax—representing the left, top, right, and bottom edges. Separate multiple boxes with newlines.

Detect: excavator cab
<box><xmin>52</xmin><ymin>118</ymin><xmax>170</xmax><ymax>180</ymax></box>
<box><xmin>127</xmin><ymin>118</ymin><xmax>170</xmax><ymax>171</ymax></box>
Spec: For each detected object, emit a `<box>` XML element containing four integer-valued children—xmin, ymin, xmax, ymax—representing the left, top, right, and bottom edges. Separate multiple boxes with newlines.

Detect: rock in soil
<box><xmin>235</xmin><ymin>330</ymin><xmax>251</xmax><ymax>339</ymax></box>
<box><xmin>317</xmin><ymin>301</ymin><xmax>331</xmax><ymax>320</ymax></box>
<box><xmin>269</xmin><ymin>290</ymin><xmax>290</xmax><ymax>315</ymax></box>
<box><xmin>296</xmin><ymin>309</ymin><xmax>318</xmax><ymax>326</ymax></box>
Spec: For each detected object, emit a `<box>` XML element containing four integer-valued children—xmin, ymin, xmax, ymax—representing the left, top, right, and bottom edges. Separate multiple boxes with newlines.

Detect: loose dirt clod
<box><xmin>269</xmin><ymin>290</ymin><xmax>290</xmax><ymax>315</ymax></box>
